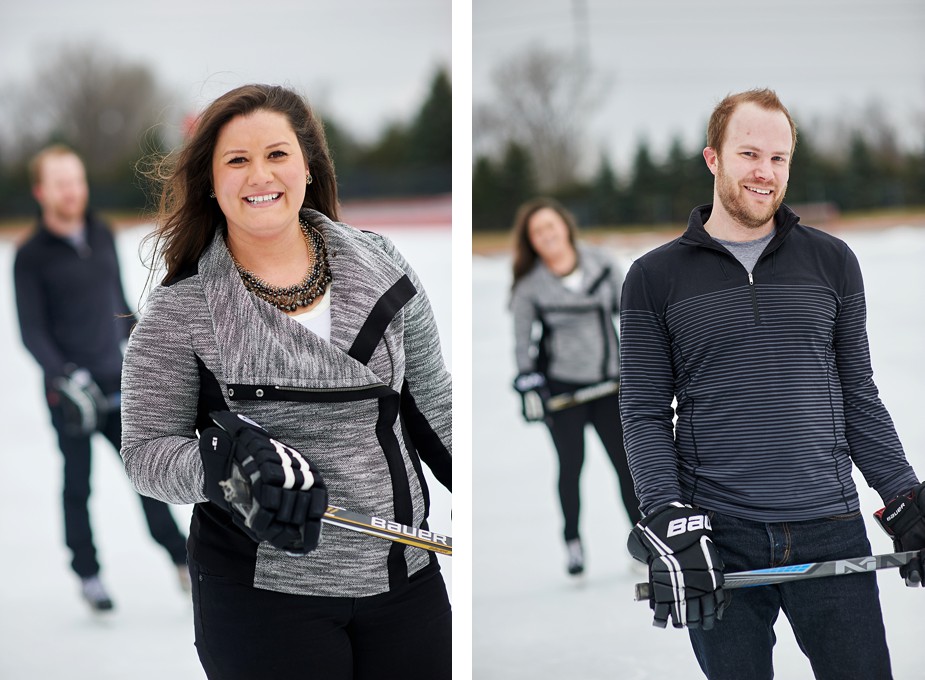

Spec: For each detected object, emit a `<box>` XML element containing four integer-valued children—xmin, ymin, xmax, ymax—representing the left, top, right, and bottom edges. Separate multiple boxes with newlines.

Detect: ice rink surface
<box><xmin>2</xmin><ymin>218</ymin><xmax>923</xmax><ymax>679</ymax></box>
<box><xmin>0</xmin><ymin>222</ymin><xmax>451</xmax><ymax>679</ymax></box>
<box><xmin>473</xmin><ymin>224</ymin><xmax>925</xmax><ymax>680</ymax></box>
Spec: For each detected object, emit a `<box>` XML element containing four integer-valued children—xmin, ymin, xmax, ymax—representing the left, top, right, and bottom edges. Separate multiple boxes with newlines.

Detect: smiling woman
<box><xmin>212</xmin><ymin>109</ymin><xmax>331</xmax><ymax>312</ymax></box>
<box><xmin>213</xmin><ymin>111</ymin><xmax>310</xmax><ymax>280</ymax></box>
<box><xmin>122</xmin><ymin>84</ymin><xmax>453</xmax><ymax>680</ymax></box>
<box><xmin>507</xmin><ymin>197</ymin><xmax>641</xmax><ymax>578</ymax></box>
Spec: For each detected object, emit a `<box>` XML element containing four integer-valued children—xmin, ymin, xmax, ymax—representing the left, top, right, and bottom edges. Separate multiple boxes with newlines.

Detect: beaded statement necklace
<box><xmin>229</xmin><ymin>219</ymin><xmax>333</xmax><ymax>313</ymax></box>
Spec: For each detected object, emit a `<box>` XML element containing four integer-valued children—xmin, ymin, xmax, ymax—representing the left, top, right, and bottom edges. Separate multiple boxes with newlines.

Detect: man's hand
<box><xmin>628</xmin><ymin>502</ymin><xmax>726</xmax><ymax>630</ymax></box>
<box><xmin>875</xmin><ymin>481</ymin><xmax>925</xmax><ymax>587</ymax></box>
<box><xmin>50</xmin><ymin>366</ymin><xmax>108</xmax><ymax>436</ymax></box>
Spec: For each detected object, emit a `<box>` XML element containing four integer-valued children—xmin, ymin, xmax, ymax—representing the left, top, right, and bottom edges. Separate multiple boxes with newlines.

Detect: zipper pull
<box><xmin>748</xmin><ymin>272</ymin><xmax>754</xmax><ymax>285</ymax></box>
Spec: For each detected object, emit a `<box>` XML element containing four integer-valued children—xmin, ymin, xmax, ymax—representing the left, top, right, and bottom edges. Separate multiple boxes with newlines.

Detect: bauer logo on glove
<box><xmin>512</xmin><ymin>371</ymin><xmax>551</xmax><ymax>423</ymax></box>
<box><xmin>874</xmin><ymin>480</ymin><xmax>925</xmax><ymax>587</ymax></box>
<box><xmin>199</xmin><ymin>410</ymin><xmax>328</xmax><ymax>555</ymax></box>
<box><xmin>627</xmin><ymin>502</ymin><xmax>726</xmax><ymax>631</ymax></box>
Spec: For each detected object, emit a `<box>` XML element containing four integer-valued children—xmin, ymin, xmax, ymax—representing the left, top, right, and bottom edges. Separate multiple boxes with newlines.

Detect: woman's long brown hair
<box><xmin>142</xmin><ymin>84</ymin><xmax>339</xmax><ymax>286</ymax></box>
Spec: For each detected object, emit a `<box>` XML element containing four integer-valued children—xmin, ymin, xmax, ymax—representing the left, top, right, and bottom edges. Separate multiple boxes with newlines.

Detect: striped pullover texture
<box><xmin>619</xmin><ymin>204</ymin><xmax>917</xmax><ymax>521</ymax></box>
<box><xmin>511</xmin><ymin>243</ymin><xmax>622</xmax><ymax>385</ymax></box>
<box><xmin>121</xmin><ymin>211</ymin><xmax>451</xmax><ymax>597</ymax></box>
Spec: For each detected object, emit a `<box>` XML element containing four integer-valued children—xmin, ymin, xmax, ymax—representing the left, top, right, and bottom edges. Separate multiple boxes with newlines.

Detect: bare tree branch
<box><xmin>474</xmin><ymin>44</ymin><xmax>610</xmax><ymax>190</ymax></box>
<box><xmin>3</xmin><ymin>42</ymin><xmax>170</xmax><ymax>175</ymax></box>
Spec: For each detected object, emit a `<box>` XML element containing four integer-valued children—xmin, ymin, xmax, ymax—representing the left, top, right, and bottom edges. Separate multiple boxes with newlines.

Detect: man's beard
<box><xmin>716</xmin><ymin>163</ymin><xmax>786</xmax><ymax>230</ymax></box>
<box><xmin>50</xmin><ymin>197</ymin><xmax>87</xmax><ymax>225</ymax></box>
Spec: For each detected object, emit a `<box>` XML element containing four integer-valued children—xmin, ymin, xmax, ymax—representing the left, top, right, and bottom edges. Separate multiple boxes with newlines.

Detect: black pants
<box><xmin>191</xmin><ymin>560</ymin><xmax>452</xmax><ymax>680</ymax></box>
<box><xmin>51</xmin><ymin>401</ymin><xmax>188</xmax><ymax>578</ymax></box>
<box><xmin>545</xmin><ymin>380</ymin><xmax>641</xmax><ymax>542</ymax></box>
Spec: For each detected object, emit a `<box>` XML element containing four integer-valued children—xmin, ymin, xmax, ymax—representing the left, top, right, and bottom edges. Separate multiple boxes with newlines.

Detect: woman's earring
<box><xmin>209</xmin><ymin>190</ymin><xmax>215</xmax><ymax>198</ymax></box>
<box><xmin>306</xmin><ymin>174</ymin><xmax>313</xmax><ymax>185</ymax></box>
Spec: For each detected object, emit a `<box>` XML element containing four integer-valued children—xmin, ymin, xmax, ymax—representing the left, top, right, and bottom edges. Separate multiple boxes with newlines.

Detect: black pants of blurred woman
<box><xmin>545</xmin><ymin>379</ymin><xmax>642</xmax><ymax>542</ymax></box>
<box><xmin>191</xmin><ymin>560</ymin><xmax>452</xmax><ymax>680</ymax></box>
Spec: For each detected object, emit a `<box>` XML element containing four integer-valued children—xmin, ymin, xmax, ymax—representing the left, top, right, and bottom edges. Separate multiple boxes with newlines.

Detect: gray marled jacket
<box><xmin>121</xmin><ymin>210</ymin><xmax>451</xmax><ymax>597</ymax></box>
<box><xmin>511</xmin><ymin>243</ymin><xmax>622</xmax><ymax>385</ymax></box>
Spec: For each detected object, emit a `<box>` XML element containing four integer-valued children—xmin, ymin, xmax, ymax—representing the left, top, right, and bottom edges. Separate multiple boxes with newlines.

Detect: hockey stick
<box><xmin>220</xmin><ymin>473</ymin><xmax>452</xmax><ymax>556</ymax></box>
<box><xmin>323</xmin><ymin>506</ymin><xmax>452</xmax><ymax>556</ymax></box>
<box><xmin>633</xmin><ymin>550</ymin><xmax>917</xmax><ymax>601</ymax></box>
<box><xmin>545</xmin><ymin>379</ymin><xmax>620</xmax><ymax>412</ymax></box>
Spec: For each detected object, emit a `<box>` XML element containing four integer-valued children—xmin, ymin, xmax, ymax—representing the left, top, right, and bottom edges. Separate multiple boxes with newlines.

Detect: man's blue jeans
<box><xmin>688</xmin><ymin>511</ymin><xmax>892</xmax><ymax>680</ymax></box>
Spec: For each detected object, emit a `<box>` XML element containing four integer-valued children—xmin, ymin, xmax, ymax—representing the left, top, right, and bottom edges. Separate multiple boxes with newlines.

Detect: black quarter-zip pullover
<box><xmin>620</xmin><ymin>203</ymin><xmax>917</xmax><ymax>521</ymax></box>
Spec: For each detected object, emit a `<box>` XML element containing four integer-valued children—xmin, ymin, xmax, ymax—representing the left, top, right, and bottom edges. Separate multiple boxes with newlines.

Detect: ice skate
<box><xmin>80</xmin><ymin>575</ymin><xmax>114</xmax><ymax>612</ymax></box>
<box><xmin>566</xmin><ymin>538</ymin><xmax>585</xmax><ymax>576</ymax></box>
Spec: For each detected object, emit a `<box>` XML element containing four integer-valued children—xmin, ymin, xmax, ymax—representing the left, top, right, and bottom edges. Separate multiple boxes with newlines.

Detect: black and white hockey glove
<box><xmin>199</xmin><ymin>410</ymin><xmax>328</xmax><ymax>555</ymax></box>
<box><xmin>513</xmin><ymin>372</ymin><xmax>550</xmax><ymax>423</ymax></box>
<box><xmin>50</xmin><ymin>366</ymin><xmax>109</xmax><ymax>436</ymax></box>
<box><xmin>874</xmin><ymin>481</ymin><xmax>925</xmax><ymax>587</ymax></box>
<box><xmin>627</xmin><ymin>502</ymin><xmax>726</xmax><ymax>630</ymax></box>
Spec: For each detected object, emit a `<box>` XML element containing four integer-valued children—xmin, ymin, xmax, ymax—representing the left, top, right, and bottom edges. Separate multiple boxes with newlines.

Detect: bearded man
<box><xmin>619</xmin><ymin>89</ymin><xmax>924</xmax><ymax>680</ymax></box>
<box><xmin>13</xmin><ymin>145</ymin><xmax>190</xmax><ymax>612</ymax></box>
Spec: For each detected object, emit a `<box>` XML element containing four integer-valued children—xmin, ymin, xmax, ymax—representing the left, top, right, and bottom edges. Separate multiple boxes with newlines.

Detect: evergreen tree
<box><xmin>362</xmin><ymin>123</ymin><xmax>410</xmax><ymax>169</ymax></box>
<box><xmin>903</xmin><ymin>144</ymin><xmax>925</xmax><ymax>206</ymax></box>
<box><xmin>662</xmin><ymin>136</ymin><xmax>691</xmax><ymax>222</ymax></box>
<box><xmin>408</xmin><ymin>69</ymin><xmax>452</xmax><ymax>166</ymax></box>
<box><xmin>472</xmin><ymin>142</ymin><xmax>537</xmax><ymax>231</ymax></box>
<box><xmin>473</xmin><ymin>156</ymin><xmax>504</xmax><ymax>231</ymax></box>
<box><xmin>843</xmin><ymin>134</ymin><xmax>879</xmax><ymax>210</ymax></box>
<box><xmin>626</xmin><ymin>138</ymin><xmax>663</xmax><ymax>223</ymax></box>
<box><xmin>589</xmin><ymin>154</ymin><xmax>622</xmax><ymax>227</ymax></box>
<box><xmin>787</xmin><ymin>125</ymin><xmax>828</xmax><ymax>205</ymax></box>
<box><xmin>497</xmin><ymin>142</ymin><xmax>537</xmax><ymax>227</ymax></box>
<box><xmin>323</xmin><ymin>117</ymin><xmax>363</xmax><ymax>196</ymax></box>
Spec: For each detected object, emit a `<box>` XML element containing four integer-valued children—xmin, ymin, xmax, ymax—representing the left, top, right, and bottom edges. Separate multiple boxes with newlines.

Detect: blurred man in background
<box><xmin>13</xmin><ymin>145</ymin><xmax>189</xmax><ymax>613</ymax></box>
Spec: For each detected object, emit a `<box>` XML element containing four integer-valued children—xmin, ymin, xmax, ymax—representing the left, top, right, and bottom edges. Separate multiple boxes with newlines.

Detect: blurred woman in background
<box><xmin>509</xmin><ymin>197</ymin><xmax>640</xmax><ymax>577</ymax></box>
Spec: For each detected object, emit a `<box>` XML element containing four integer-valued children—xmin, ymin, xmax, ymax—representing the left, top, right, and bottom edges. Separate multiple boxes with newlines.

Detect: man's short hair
<box><xmin>28</xmin><ymin>144</ymin><xmax>82</xmax><ymax>188</ymax></box>
<box><xmin>707</xmin><ymin>89</ymin><xmax>797</xmax><ymax>157</ymax></box>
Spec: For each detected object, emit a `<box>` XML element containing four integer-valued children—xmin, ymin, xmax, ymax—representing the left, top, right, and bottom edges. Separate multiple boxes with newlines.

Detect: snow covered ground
<box><xmin>0</xmin><ymin>223</ymin><xmax>451</xmax><ymax>679</ymax></box>
<box><xmin>473</xmin><ymin>224</ymin><xmax>925</xmax><ymax>680</ymax></box>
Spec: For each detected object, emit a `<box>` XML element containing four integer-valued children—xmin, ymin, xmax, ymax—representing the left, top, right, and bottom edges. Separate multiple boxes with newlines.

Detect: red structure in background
<box><xmin>339</xmin><ymin>194</ymin><xmax>451</xmax><ymax>230</ymax></box>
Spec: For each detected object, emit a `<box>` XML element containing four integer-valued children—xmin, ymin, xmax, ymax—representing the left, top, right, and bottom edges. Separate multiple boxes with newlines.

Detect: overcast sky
<box><xmin>474</xmin><ymin>0</ymin><xmax>925</xmax><ymax>169</ymax></box>
<box><xmin>0</xmin><ymin>0</ymin><xmax>451</xmax><ymax>143</ymax></box>
<box><xmin>3</xmin><ymin>1</ymin><xmax>924</xmax><ymax>178</ymax></box>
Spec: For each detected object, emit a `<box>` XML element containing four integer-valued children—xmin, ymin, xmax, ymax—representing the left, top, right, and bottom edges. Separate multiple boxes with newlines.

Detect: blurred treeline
<box><xmin>473</xmin><ymin>130</ymin><xmax>925</xmax><ymax>231</ymax></box>
<box><xmin>473</xmin><ymin>46</ymin><xmax>925</xmax><ymax>232</ymax></box>
<box><xmin>0</xmin><ymin>44</ymin><xmax>451</xmax><ymax>219</ymax></box>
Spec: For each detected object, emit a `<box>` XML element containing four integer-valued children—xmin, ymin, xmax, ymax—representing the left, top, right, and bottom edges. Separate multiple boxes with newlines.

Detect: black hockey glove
<box><xmin>627</xmin><ymin>502</ymin><xmax>726</xmax><ymax>630</ymax></box>
<box><xmin>49</xmin><ymin>366</ymin><xmax>109</xmax><ymax>436</ymax></box>
<box><xmin>513</xmin><ymin>372</ymin><xmax>550</xmax><ymax>423</ymax></box>
<box><xmin>199</xmin><ymin>411</ymin><xmax>328</xmax><ymax>555</ymax></box>
<box><xmin>874</xmin><ymin>481</ymin><xmax>925</xmax><ymax>587</ymax></box>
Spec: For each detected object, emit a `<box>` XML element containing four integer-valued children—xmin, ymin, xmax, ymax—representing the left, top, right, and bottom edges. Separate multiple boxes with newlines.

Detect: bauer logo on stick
<box><xmin>370</xmin><ymin>516</ymin><xmax>450</xmax><ymax>546</ymax></box>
